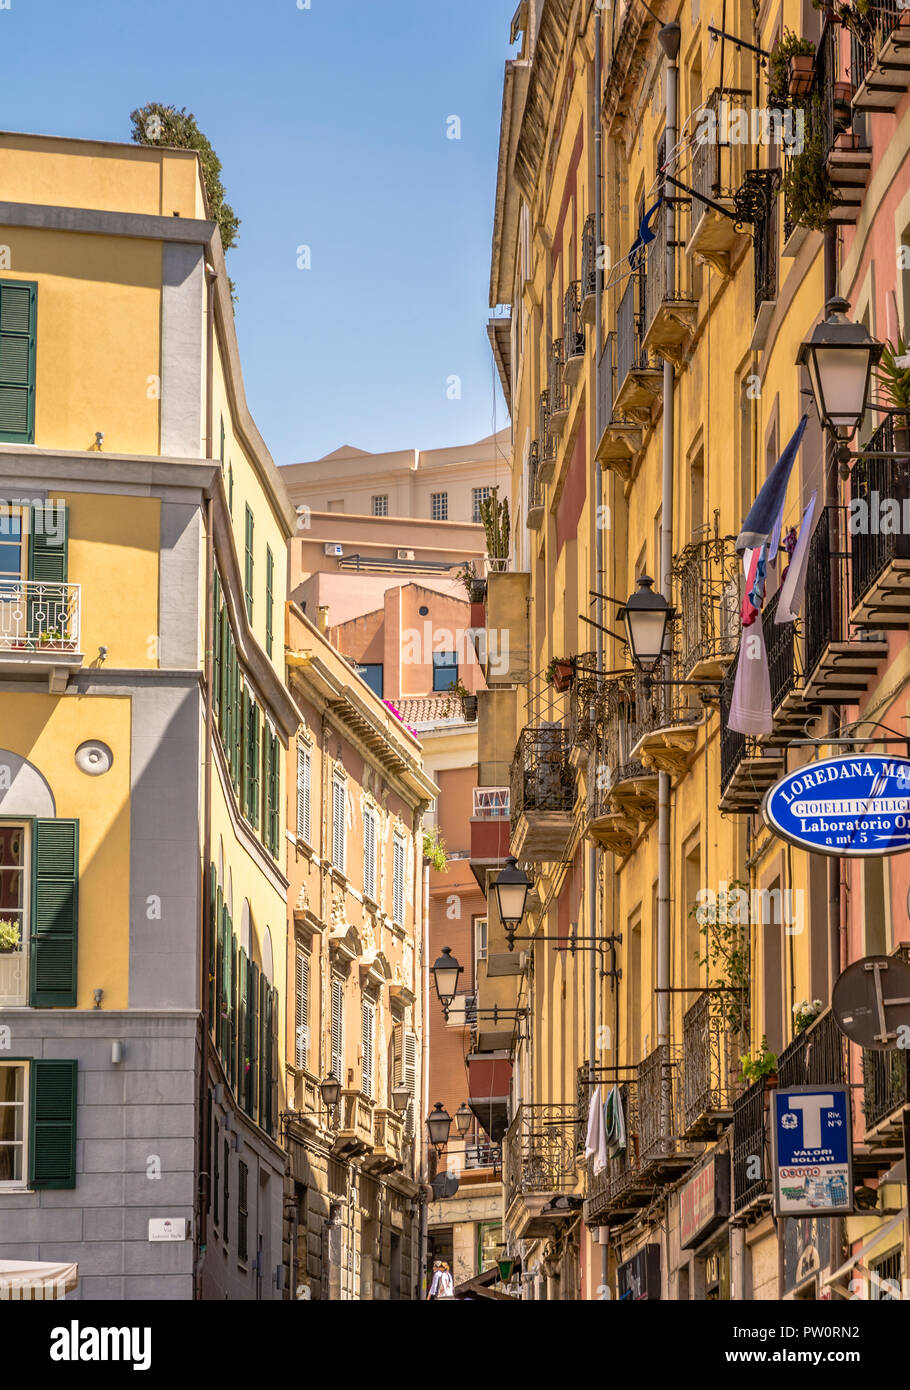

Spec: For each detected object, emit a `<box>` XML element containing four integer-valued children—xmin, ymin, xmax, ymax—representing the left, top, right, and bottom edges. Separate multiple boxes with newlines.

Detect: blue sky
<box><xmin>0</xmin><ymin>0</ymin><xmax>515</xmax><ymax>463</ymax></box>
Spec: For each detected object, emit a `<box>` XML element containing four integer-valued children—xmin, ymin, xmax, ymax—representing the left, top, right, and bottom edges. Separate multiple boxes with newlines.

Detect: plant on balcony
<box><xmin>812</xmin><ymin>0</ymin><xmax>874</xmax><ymax>46</ymax></box>
<box><xmin>545</xmin><ymin>656</ymin><xmax>576</xmax><ymax>692</ymax></box>
<box><xmin>422</xmin><ymin>825</ymin><xmax>448</xmax><ymax>872</ymax></box>
<box><xmin>39</xmin><ymin>626</ymin><xmax>66</xmax><ymax>648</ymax></box>
<box><xmin>478</xmin><ymin>488</ymin><xmax>510</xmax><ymax>572</ymax></box>
<box><xmin>740</xmin><ymin>1036</ymin><xmax>778</xmax><ymax>1085</ymax></box>
<box><xmin>456</xmin><ymin>561</ymin><xmax>486</xmax><ymax>604</ymax></box>
<box><xmin>793</xmin><ymin>998</ymin><xmax>824</xmax><ymax>1034</ymax></box>
<box><xmin>780</xmin><ymin>96</ymin><xmax>837</xmax><ymax>231</ymax></box>
<box><xmin>447</xmin><ymin>678</ymin><xmax>477</xmax><ymax>722</ymax></box>
<box><xmin>875</xmin><ymin>336</ymin><xmax>910</xmax><ymax>429</ymax></box>
<box><xmin>692</xmin><ymin>878</ymin><xmax>750</xmax><ymax>1037</ymax></box>
<box><xmin>768</xmin><ymin>30</ymin><xmax>815</xmax><ymax>104</ymax></box>
<box><xmin>0</xmin><ymin>919</ymin><xmax>20</xmax><ymax>952</ymax></box>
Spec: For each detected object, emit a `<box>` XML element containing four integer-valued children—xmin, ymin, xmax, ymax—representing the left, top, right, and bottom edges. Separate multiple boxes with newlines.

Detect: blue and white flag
<box><xmin>736</xmin><ymin>415</ymin><xmax>808</xmax><ymax>554</ymax></box>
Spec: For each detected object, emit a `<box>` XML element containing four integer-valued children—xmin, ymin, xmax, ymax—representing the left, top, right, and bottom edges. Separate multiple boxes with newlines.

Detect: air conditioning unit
<box><xmin>324</xmin><ymin>543</ymin><xmax>343</xmax><ymax>557</ymax></box>
<box><xmin>397</xmin><ymin>549</ymin><xmax>415</xmax><ymax>561</ymax></box>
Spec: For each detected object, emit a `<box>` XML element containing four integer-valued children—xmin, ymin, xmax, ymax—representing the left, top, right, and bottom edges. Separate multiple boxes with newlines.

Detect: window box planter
<box><xmin>788</xmin><ymin>55</ymin><xmax>814</xmax><ymax>97</ymax></box>
<box><xmin>546</xmin><ymin>657</ymin><xmax>576</xmax><ymax>693</ymax></box>
<box><xmin>462</xmin><ymin>695</ymin><xmax>478</xmax><ymax>722</ymax></box>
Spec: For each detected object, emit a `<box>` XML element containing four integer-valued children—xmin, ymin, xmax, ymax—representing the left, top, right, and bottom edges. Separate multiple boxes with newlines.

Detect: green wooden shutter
<box><xmin>248</xmin><ymin>701</ymin><xmax>260</xmax><ymax>828</ymax></box>
<box><xmin>238</xmin><ymin>950</ymin><xmax>249</xmax><ymax>1114</ymax></box>
<box><xmin>265</xmin><ymin>546</ymin><xmax>274</xmax><ymax>657</ymax></box>
<box><xmin>244</xmin><ymin>506</ymin><xmax>254</xmax><ymax>623</ymax></box>
<box><xmin>29</xmin><ymin>1059</ymin><xmax>77</xmax><ymax>1189</ymax></box>
<box><xmin>232</xmin><ymin>656</ymin><xmax>242</xmax><ymax>790</ymax></box>
<box><xmin>29</xmin><ymin>819</ymin><xmax>78</xmax><ymax>1007</ymax></box>
<box><xmin>258</xmin><ymin>970</ymin><xmax>268</xmax><ymax>1130</ymax></box>
<box><xmin>0</xmin><ymin>280</ymin><xmax>37</xmax><ymax>444</ymax></box>
<box><xmin>230</xmin><ymin>930</ymin><xmax>238</xmax><ymax>1089</ymax></box>
<box><xmin>212</xmin><ymin>574</ymin><xmax>222</xmax><ymax>717</ymax></box>
<box><xmin>28</xmin><ymin>503</ymin><xmax>68</xmax><ymax>582</ymax></box>
<box><xmin>269</xmin><ymin>985</ymin><xmax>279</xmax><ymax>1137</ymax></box>
<box><xmin>249</xmin><ymin>960</ymin><xmax>259</xmax><ymax>1120</ymax></box>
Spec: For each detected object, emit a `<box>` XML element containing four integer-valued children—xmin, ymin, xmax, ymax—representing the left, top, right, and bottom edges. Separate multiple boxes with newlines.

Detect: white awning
<box><xmin>0</xmin><ymin>1259</ymin><xmax>78</xmax><ymax>1300</ymax></box>
<box><xmin>822</xmin><ymin>1211</ymin><xmax>905</xmax><ymax>1292</ymax></box>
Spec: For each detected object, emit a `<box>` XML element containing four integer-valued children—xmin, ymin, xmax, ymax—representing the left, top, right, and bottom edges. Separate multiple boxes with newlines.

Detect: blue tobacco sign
<box><xmin>770</xmin><ymin>1085</ymin><xmax>853</xmax><ymax>1217</ymax></box>
<box><xmin>762</xmin><ymin>754</ymin><xmax>910</xmax><ymax>857</ymax></box>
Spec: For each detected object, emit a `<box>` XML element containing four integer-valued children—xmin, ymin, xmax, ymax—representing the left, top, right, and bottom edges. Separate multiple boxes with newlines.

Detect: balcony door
<box><xmin>0</xmin><ymin>822</ymin><xmax>28</xmax><ymax>1007</ymax></box>
<box><xmin>0</xmin><ymin>510</ymin><xmax>26</xmax><ymax>647</ymax></box>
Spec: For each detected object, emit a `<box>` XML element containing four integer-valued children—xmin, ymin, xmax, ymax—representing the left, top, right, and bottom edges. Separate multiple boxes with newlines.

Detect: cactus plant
<box><xmin>478</xmin><ymin>488</ymin><xmax>510</xmax><ymax>570</ymax></box>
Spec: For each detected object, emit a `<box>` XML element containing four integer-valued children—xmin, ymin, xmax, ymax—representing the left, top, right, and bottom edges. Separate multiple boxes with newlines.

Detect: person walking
<box><xmin>427</xmin><ymin>1261</ymin><xmax>442</xmax><ymax>1300</ymax></box>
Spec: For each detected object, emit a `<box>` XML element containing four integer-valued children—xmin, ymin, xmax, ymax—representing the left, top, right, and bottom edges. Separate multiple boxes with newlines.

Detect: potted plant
<box><xmin>478</xmin><ymin>489</ymin><xmax>511</xmax><ymax>574</ymax></box>
<box><xmin>545</xmin><ymin>656</ymin><xmax>576</xmax><ymax>692</ymax></box>
<box><xmin>768</xmin><ymin>30</ymin><xmax>816</xmax><ymax>103</ymax></box>
<box><xmin>447</xmin><ymin>678</ymin><xmax>477</xmax><ymax>722</ymax></box>
<box><xmin>740</xmin><ymin>1036</ymin><xmax>779</xmax><ymax>1089</ymax></box>
<box><xmin>875</xmin><ymin>335</ymin><xmax>910</xmax><ymax>434</ymax></box>
<box><xmin>793</xmin><ymin>998</ymin><xmax>824</xmax><ymax>1034</ymax></box>
<box><xmin>781</xmin><ymin>95</ymin><xmax>838</xmax><ymax>230</ymax></box>
<box><xmin>422</xmin><ymin>825</ymin><xmax>448</xmax><ymax>872</ymax></box>
<box><xmin>457</xmin><ymin>560</ymin><xmax>486</xmax><ymax>606</ymax></box>
<box><xmin>0</xmin><ymin>919</ymin><xmax>20</xmax><ymax>952</ymax></box>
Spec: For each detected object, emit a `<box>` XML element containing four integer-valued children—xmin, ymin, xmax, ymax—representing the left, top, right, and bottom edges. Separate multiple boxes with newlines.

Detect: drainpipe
<box><xmin>420</xmin><ymin>854</ymin><xmax>431</xmax><ymax>1296</ymax></box>
<box><xmin>195</xmin><ymin>259</ymin><xmax>218</xmax><ymax>1300</ymax></box>
<box><xmin>590</xmin><ymin>4</ymin><xmax>604</xmax><ymax>1300</ymax></box>
<box><xmin>657</xmin><ymin>22</ymin><xmax>680</xmax><ymax>1145</ymax></box>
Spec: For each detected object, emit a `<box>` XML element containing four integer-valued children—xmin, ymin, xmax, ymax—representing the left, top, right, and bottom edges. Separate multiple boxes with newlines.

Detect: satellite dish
<box><xmin>431</xmin><ymin>1171</ymin><xmax>459</xmax><ymax>1200</ymax></box>
<box><xmin>832</xmin><ymin>955</ymin><xmax>910</xmax><ymax>1051</ymax></box>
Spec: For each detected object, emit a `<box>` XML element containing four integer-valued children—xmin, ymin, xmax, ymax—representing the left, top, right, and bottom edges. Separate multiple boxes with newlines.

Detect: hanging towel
<box><xmin>585</xmin><ymin>1085</ymin><xmax>609</xmax><ymax>1174</ymax></box>
<box><xmin>728</xmin><ymin>615</ymin><xmax>773</xmax><ymax>735</ymax></box>
<box><xmin>604</xmin><ymin>1085</ymin><xmax>627</xmax><ymax>1159</ymax></box>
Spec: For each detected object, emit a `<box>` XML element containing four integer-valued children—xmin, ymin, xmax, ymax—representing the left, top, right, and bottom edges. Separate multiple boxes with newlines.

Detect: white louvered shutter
<box><xmin>331</xmin><ymin>975</ymin><xmax>345</xmax><ymax>1083</ymax></box>
<box><xmin>295</xmin><ymin>951</ymin><xmax>310</xmax><ymax>1068</ymax></box>
<box><xmin>361</xmin><ymin>999</ymin><xmax>375</xmax><ymax>1099</ymax></box>
<box><xmin>332</xmin><ymin>774</ymin><xmax>346</xmax><ymax>872</ymax></box>
<box><xmin>393</xmin><ymin>833</ymin><xmax>405</xmax><ymax>924</ymax></box>
<box><xmin>404</xmin><ymin>1030</ymin><xmax>418</xmax><ymax>1137</ymax></box>
<box><xmin>297</xmin><ymin>743</ymin><xmax>311</xmax><ymax>842</ymax></box>
<box><xmin>363</xmin><ymin>809</ymin><xmax>376</xmax><ymax>900</ymax></box>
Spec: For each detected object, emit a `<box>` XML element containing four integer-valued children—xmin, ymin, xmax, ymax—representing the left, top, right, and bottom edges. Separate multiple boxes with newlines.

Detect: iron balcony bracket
<box><xmin>706</xmin><ymin>24</ymin><xmax>771</xmax><ymax>59</ymax></box>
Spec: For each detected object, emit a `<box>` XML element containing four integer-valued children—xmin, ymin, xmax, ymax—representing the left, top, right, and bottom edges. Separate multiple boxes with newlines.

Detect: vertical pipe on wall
<box><xmin>657</xmin><ymin>26</ymin><xmax>680</xmax><ymax>1143</ymax></box>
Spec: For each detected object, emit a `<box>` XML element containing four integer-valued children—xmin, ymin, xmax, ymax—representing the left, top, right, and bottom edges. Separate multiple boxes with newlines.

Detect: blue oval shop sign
<box><xmin>762</xmin><ymin>755</ymin><xmax>910</xmax><ymax>857</ymax></box>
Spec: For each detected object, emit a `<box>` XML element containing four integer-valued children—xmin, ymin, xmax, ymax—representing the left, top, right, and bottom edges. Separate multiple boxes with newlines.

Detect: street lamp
<box><xmin>320</xmin><ymin>1073</ymin><xmax>341</xmax><ymax>1110</ymax></box>
<box><xmin>796</xmin><ymin>297</ymin><xmax>883</xmax><ymax>442</ymax></box>
<box><xmin>493</xmin><ymin>857</ymin><xmax>531</xmax><ymax>928</ymax></box>
<box><xmin>431</xmin><ymin>947</ymin><xmax>463</xmax><ymax>1015</ymax></box>
<box><xmin>391</xmin><ymin>1081</ymin><xmax>410</xmax><ymax>1114</ymax></box>
<box><xmin>426</xmin><ymin>1102</ymin><xmax>452</xmax><ymax>1153</ymax></box>
<box><xmin>618</xmin><ymin>575</ymin><xmax>672</xmax><ymax>672</ymax></box>
<box><xmin>454</xmin><ymin>1101</ymin><xmax>473</xmax><ymax>1136</ymax></box>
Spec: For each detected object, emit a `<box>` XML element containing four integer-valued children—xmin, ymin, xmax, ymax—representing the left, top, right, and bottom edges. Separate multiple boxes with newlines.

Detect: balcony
<box><xmin>758</xmin><ymin>588</ymin><xmax>821</xmax><ymax>739</ymax></box>
<box><xmin>0</xmin><ymin>579</ymin><xmax>83</xmax><ymax>692</ymax></box>
<box><xmin>527</xmin><ymin>441</ymin><xmax>544</xmax><ymax>530</ymax></box>
<box><xmin>583</xmin><ymin>1082</ymin><xmax>652</xmax><ymax>1226</ymax></box>
<box><xmin>718</xmin><ymin>655</ymin><xmax>784</xmax><ymax>814</ymax></box>
<box><xmin>585</xmin><ymin>674</ymin><xmax>655</xmax><ymax>856</ymax></box>
<box><xmin>851</xmin><ymin>0</ymin><xmax>910</xmax><ymax>113</ymax></box>
<box><xmin>581</xmin><ymin>212</ymin><xmax>599</xmax><ymax>324</ymax></box>
<box><xmin>637</xmin><ymin>1044</ymin><xmax>700</xmax><ymax>1182</ymax></box>
<box><xmin>682</xmin><ymin>991</ymin><xmax>742</xmax><ymax>1138</ymax></box>
<box><xmin>333</xmin><ymin>1088</ymin><xmax>375</xmax><ymax>1157</ymax></box>
<box><xmin>687</xmin><ymin>87</ymin><xmax>751</xmax><ymax>275</ymax></box>
<box><xmin>547</xmin><ymin>339</ymin><xmax>570</xmax><ymax>437</ymax></box>
<box><xmin>562</xmin><ymin>281</ymin><xmax>586</xmax><ymax>387</ymax></box>
<box><xmin>504</xmin><ymin>1103</ymin><xmax>583</xmax><ymax>1238</ymax></box>
<box><xmin>568</xmin><ymin>650</ymin><xmax>602</xmax><ymax>756</ymax></box>
<box><xmin>630</xmin><ymin>654</ymin><xmax>703</xmax><ymax>780</ymax></box>
<box><xmin>731</xmin><ymin>1077</ymin><xmax>771</xmax><ymax>1220</ymax></box>
<box><xmin>364</xmin><ymin>1107</ymin><xmax>405</xmax><ymax>1174</ymax></box>
<box><xmin>803</xmin><ymin>505</ymin><xmax>887</xmax><ymax>703</ymax></box>
<box><xmin>614</xmin><ymin>273</ymin><xmax>662</xmax><ymax>424</ymax></box>
<box><xmin>595</xmin><ymin>331</ymin><xmax>647</xmax><ymax>480</ymax></box>
<box><xmin>510</xmin><ymin>724</ymin><xmax>576</xmax><ymax>862</ymax></box>
<box><xmin>672</xmin><ymin>534</ymin><xmax>741</xmax><ymax>680</ymax></box>
<box><xmin>777</xmin><ymin>1008</ymin><xmax>846</xmax><ymax>1091</ymax></box>
<box><xmin>850</xmin><ymin>415</ymin><xmax>910</xmax><ymax>626</ymax></box>
<box><xmin>642</xmin><ymin>198</ymin><xmax>697</xmax><ymax>366</ymax></box>
<box><xmin>538</xmin><ymin>390</ymin><xmax>557</xmax><ymax>485</ymax></box>
<box><xmin>863</xmin><ymin>946</ymin><xmax>910</xmax><ymax>1145</ymax></box>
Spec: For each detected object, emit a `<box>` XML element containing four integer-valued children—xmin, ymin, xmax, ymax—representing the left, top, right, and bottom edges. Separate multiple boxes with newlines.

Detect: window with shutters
<box><xmin>296</xmin><ymin>741</ymin><xmax>311</xmax><ymax>843</ymax></box>
<box><xmin>265</xmin><ymin>546</ymin><xmax>274</xmax><ymax>657</ymax></box>
<box><xmin>223</xmin><ymin>1138</ymin><xmax>230</xmax><ymax>1242</ymax></box>
<box><xmin>363</xmin><ymin>806</ymin><xmax>378</xmax><ymax>902</ymax></box>
<box><xmin>392</xmin><ymin>832</ymin><xmax>406</xmax><ymax>925</ymax></box>
<box><xmin>0</xmin><ymin>281</ymin><xmax>37</xmax><ymax>445</ymax></box>
<box><xmin>244</xmin><ymin>506</ymin><xmax>254</xmax><ymax>623</ymax></box>
<box><xmin>403</xmin><ymin>1030</ymin><xmax>418</xmax><ymax>1137</ymax></box>
<box><xmin>238</xmin><ymin>1160</ymin><xmax>249</xmax><ymax>1263</ymax></box>
<box><xmin>295</xmin><ymin>950</ymin><xmax>310</xmax><ymax>1069</ymax></box>
<box><xmin>0</xmin><ymin>818</ymin><xmax>80</xmax><ymax>1009</ymax></box>
<box><xmin>331</xmin><ymin>975</ymin><xmax>345</xmax><ymax>1082</ymax></box>
<box><xmin>332</xmin><ymin>771</ymin><xmax>347</xmax><ymax>875</ymax></box>
<box><xmin>245</xmin><ymin>697</ymin><xmax>260</xmax><ymax>829</ymax></box>
<box><xmin>361</xmin><ymin>998</ymin><xmax>376</xmax><ymax>1099</ymax></box>
<box><xmin>219</xmin><ymin>415</ymin><xmax>225</xmax><ymax>469</ymax></box>
<box><xmin>0</xmin><ymin>1059</ymin><xmax>77</xmax><ymax>1190</ymax></box>
<box><xmin>0</xmin><ymin>822</ymin><xmax>28</xmax><ymax>1007</ymax></box>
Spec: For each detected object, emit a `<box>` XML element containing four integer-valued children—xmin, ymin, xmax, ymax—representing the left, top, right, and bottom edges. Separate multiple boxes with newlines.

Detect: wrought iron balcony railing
<box><xmin>598</xmin><ymin>333</ymin><xmax>614</xmax><ymax>432</ymax></box>
<box><xmin>851</xmin><ymin>0</ymin><xmax>908</xmax><ymax>96</ymax></box>
<box><xmin>763</xmin><ymin>588</ymin><xmax>795</xmax><ymax>714</ymax></box>
<box><xmin>732</xmin><ymin>1076</ymin><xmax>769</xmax><ymax>1213</ymax></box>
<box><xmin>463</xmin><ymin>1141</ymin><xmax>501</xmax><ymax>1171</ymax></box>
<box><xmin>549</xmin><ymin>338</ymin><xmax>569</xmax><ymax>419</ymax></box>
<box><xmin>671</xmin><ymin>534</ymin><xmax>741</xmax><ymax>679</ymax></box>
<box><xmin>510</xmin><ymin>724</ymin><xmax>575</xmax><ymax>826</ymax></box>
<box><xmin>777</xmin><ymin>1009</ymin><xmax>847</xmax><ymax>1089</ymax></box>
<box><xmin>568</xmin><ymin>651</ymin><xmax>603</xmax><ymax>750</ymax></box>
<box><xmin>527</xmin><ymin>440</ymin><xmax>542</xmax><ymax>513</ymax></box>
<box><xmin>616</xmin><ymin>272</ymin><xmax>649</xmax><ymax>401</ymax></box>
<box><xmin>851</xmin><ymin>414</ymin><xmax>910</xmax><ymax>610</ymax></box>
<box><xmin>638</xmin><ymin>1044</ymin><xmax>698</xmax><ymax>1175</ymax></box>
<box><xmin>0</xmin><ymin>580</ymin><xmax>81</xmax><ymax>652</ymax></box>
<box><xmin>581</xmin><ymin>212</ymin><xmax>598</xmax><ymax>306</ymax></box>
<box><xmin>682</xmin><ymin>991</ymin><xmax>744</xmax><ymax>1135</ymax></box>
<box><xmin>504</xmin><ymin>1102</ymin><xmax>582</xmax><ymax>1209</ymax></box>
<box><xmin>584</xmin><ymin>1081</ymin><xmax>642</xmax><ymax>1220</ymax></box>
<box><xmin>599</xmin><ymin>673</ymin><xmax>650</xmax><ymax>793</ymax></box>
<box><xmin>863</xmin><ymin>945</ymin><xmax>910</xmax><ymax>1133</ymax></box>
<box><xmin>473</xmin><ymin>786</ymin><xmax>509</xmax><ymax>818</ymax></box>
<box><xmin>564</xmin><ymin>280</ymin><xmax>585</xmax><ymax>371</ymax></box>
<box><xmin>691</xmin><ymin>87</ymin><xmax>751</xmax><ymax>207</ymax></box>
<box><xmin>539</xmin><ymin>389</ymin><xmax>557</xmax><ymax>465</ymax></box>
<box><xmin>805</xmin><ymin>505</ymin><xmax>839</xmax><ymax>676</ymax></box>
<box><xmin>644</xmin><ymin>197</ymin><xmax>693</xmax><ymax>331</ymax></box>
<box><xmin>719</xmin><ymin>654</ymin><xmax>747</xmax><ymax>794</ymax></box>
